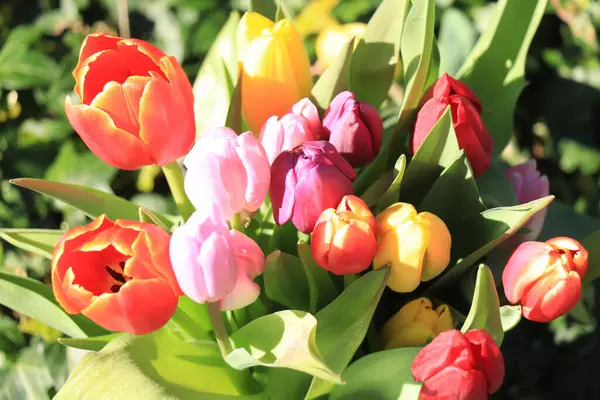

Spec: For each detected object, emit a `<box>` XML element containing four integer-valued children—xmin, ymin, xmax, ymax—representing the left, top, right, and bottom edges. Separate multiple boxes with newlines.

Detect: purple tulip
<box><xmin>506</xmin><ymin>159</ymin><xmax>549</xmax><ymax>241</ymax></box>
<box><xmin>270</xmin><ymin>141</ymin><xmax>356</xmax><ymax>234</ymax></box>
<box><xmin>323</xmin><ymin>91</ymin><xmax>383</xmax><ymax>167</ymax></box>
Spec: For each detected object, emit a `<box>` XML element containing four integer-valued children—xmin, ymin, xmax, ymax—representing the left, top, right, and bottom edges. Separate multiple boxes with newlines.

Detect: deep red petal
<box><xmin>412</xmin><ymin>330</ymin><xmax>474</xmax><ymax>382</ymax></box>
<box><xmin>411</xmin><ymin>98</ymin><xmax>449</xmax><ymax>154</ymax></box>
<box><xmin>464</xmin><ymin>329</ymin><xmax>505</xmax><ymax>394</ymax></box>
<box><xmin>419</xmin><ymin>366</ymin><xmax>488</xmax><ymax>400</ymax></box>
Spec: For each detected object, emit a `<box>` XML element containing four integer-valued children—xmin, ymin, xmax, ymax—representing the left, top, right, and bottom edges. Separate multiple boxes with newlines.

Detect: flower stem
<box><xmin>207</xmin><ymin>302</ymin><xmax>233</xmax><ymax>359</ymax></box>
<box><xmin>230</xmin><ymin>213</ymin><xmax>245</xmax><ymax>233</ymax></box>
<box><xmin>162</xmin><ymin>161</ymin><xmax>194</xmax><ymax>222</ymax></box>
<box><xmin>117</xmin><ymin>0</ymin><xmax>130</xmax><ymax>38</ymax></box>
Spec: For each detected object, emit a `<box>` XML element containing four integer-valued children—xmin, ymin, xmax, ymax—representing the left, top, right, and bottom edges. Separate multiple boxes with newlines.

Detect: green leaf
<box><xmin>399</xmin><ymin>107</ymin><xmax>459</xmax><ymax>205</ymax></box>
<box><xmin>349</xmin><ymin>0</ymin><xmax>410</xmax><ymax>106</ymax></box>
<box><xmin>500</xmin><ymin>305</ymin><xmax>522</xmax><ymax>332</ymax></box>
<box><xmin>0</xmin><ymin>271</ymin><xmax>107</xmax><ymax>339</ymax></box>
<box><xmin>476</xmin><ymin>160</ymin><xmax>519</xmax><ymax>209</ymax></box>
<box><xmin>57</xmin><ymin>328</ymin><xmax>261</xmax><ymax>399</ymax></box>
<box><xmin>58</xmin><ymin>334</ymin><xmax>122</xmax><ymax>352</ymax></box>
<box><xmin>538</xmin><ymin>201</ymin><xmax>600</xmax><ymax>242</ymax></box>
<box><xmin>456</xmin><ymin>0</ymin><xmax>548</xmax><ymax>155</ymax></box>
<box><xmin>138</xmin><ymin>208</ymin><xmax>170</xmax><ymax>232</ymax></box>
<box><xmin>263</xmin><ymin>251</ymin><xmax>310</xmax><ymax>311</ymax></box>
<box><xmin>192</xmin><ymin>11</ymin><xmax>240</xmax><ymax>137</ymax></box>
<box><xmin>418</xmin><ymin>152</ymin><xmax>485</xmax><ymax>231</ymax></box>
<box><xmin>225</xmin><ymin>65</ymin><xmax>243</xmax><ymax>133</ymax></box>
<box><xmin>329</xmin><ymin>347</ymin><xmax>423</xmax><ymax>400</ymax></box>
<box><xmin>249</xmin><ymin>0</ymin><xmax>277</xmax><ymax>20</ymax></box>
<box><xmin>10</xmin><ymin>178</ymin><xmax>174</xmax><ymax>228</ymax></box>
<box><xmin>438</xmin><ymin>8</ymin><xmax>477</xmax><ymax>75</ymax></box>
<box><xmin>311</xmin><ymin>37</ymin><xmax>355</xmax><ymax>111</ymax></box>
<box><xmin>0</xmin><ymin>229</ymin><xmax>63</xmax><ymax>259</ymax></box>
<box><xmin>429</xmin><ymin>196</ymin><xmax>554</xmax><ymax>292</ymax></box>
<box><xmin>377</xmin><ymin>154</ymin><xmax>407</xmax><ymax>212</ymax></box>
<box><xmin>228</xmin><ymin>310</ymin><xmax>341</xmax><ymax>383</ymax></box>
<box><xmin>581</xmin><ymin>229</ymin><xmax>600</xmax><ymax>284</ymax></box>
<box><xmin>460</xmin><ymin>264</ymin><xmax>504</xmax><ymax>345</ymax></box>
<box><xmin>297</xmin><ymin>241</ymin><xmax>339</xmax><ymax>314</ymax></box>
<box><xmin>0</xmin><ymin>346</ymin><xmax>54</xmax><ymax>400</ymax></box>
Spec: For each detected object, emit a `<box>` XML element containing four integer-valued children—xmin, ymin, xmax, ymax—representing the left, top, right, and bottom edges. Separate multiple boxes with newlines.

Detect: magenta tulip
<box><xmin>184</xmin><ymin>127</ymin><xmax>270</xmax><ymax>220</ymax></box>
<box><xmin>322</xmin><ymin>91</ymin><xmax>383</xmax><ymax>167</ymax></box>
<box><xmin>270</xmin><ymin>141</ymin><xmax>356</xmax><ymax>234</ymax></box>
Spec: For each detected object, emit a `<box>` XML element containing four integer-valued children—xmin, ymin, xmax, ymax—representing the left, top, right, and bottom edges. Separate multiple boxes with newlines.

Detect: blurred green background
<box><xmin>0</xmin><ymin>0</ymin><xmax>599</xmax><ymax>398</ymax></box>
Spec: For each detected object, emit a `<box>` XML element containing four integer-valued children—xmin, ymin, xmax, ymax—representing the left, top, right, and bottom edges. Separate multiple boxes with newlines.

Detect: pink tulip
<box><xmin>170</xmin><ymin>206</ymin><xmax>265</xmax><ymax>310</ymax></box>
<box><xmin>270</xmin><ymin>141</ymin><xmax>356</xmax><ymax>234</ymax></box>
<box><xmin>505</xmin><ymin>159</ymin><xmax>549</xmax><ymax>241</ymax></box>
<box><xmin>260</xmin><ymin>98</ymin><xmax>321</xmax><ymax>164</ymax></box>
<box><xmin>184</xmin><ymin>127</ymin><xmax>270</xmax><ymax>220</ymax></box>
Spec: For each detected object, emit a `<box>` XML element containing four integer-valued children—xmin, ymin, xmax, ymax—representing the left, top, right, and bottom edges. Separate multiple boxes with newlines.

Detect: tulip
<box><xmin>184</xmin><ymin>127</ymin><xmax>270</xmax><ymax>221</ymax></box>
<box><xmin>381</xmin><ymin>297</ymin><xmax>453</xmax><ymax>349</ymax></box>
<box><xmin>51</xmin><ymin>215</ymin><xmax>183</xmax><ymax>335</ymax></box>
<box><xmin>260</xmin><ymin>98</ymin><xmax>321</xmax><ymax>164</ymax></box>
<box><xmin>322</xmin><ymin>91</ymin><xmax>383</xmax><ymax>167</ymax></box>
<box><xmin>271</xmin><ymin>141</ymin><xmax>356</xmax><ymax>234</ymax></box>
<box><xmin>502</xmin><ymin>237</ymin><xmax>588</xmax><ymax>322</ymax></box>
<box><xmin>311</xmin><ymin>195</ymin><xmax>376</xmax><ymax>275</ymax></box>
<box><xmin>505</xmin><ymin>159</ymin><xmax>549</xmax><ymax>241</ymax></box>
<box><xmin>315</xmin><ymin>23</ymin><xmax>366</xmax><ymax>69</ymax></box>
<box><xmin>411</xmin><ymin>73</ymin><xmax>492</xmax><ymax>177</ymax></box>
<box><xmin>237</xmin><ymin>12</ymin><xmax>313</xmax><ymax>133</ymax></box>
<box><xmin>373</xmin><ymin>203</ymin><xmax>451</xmax><ymax>293</ymax></box>
<box><xmin>65</xmin><ymin>33</ymin><xmax>195</xmax><ymax>170</ymax></box>
<box><xmin>169</xmin><ymin>206</ymin><xmax>265</xmax><ymax>311</ymax></box>
<box><xmin>412</xmin><ymin>329</ymin><xmax>505</xmax><ymax>400</ymax></box>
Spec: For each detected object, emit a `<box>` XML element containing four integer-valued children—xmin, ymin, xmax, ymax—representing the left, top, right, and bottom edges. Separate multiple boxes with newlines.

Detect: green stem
<box><xmin>162</xmin><ymin>161</ymin><xmax>195</xmax><ymax>221</ymax></box>
<box><xmin>207</xmin><ymin>302</ymin><xmax>233</xmax><ymax>359</ymax></box>
<box><xmin>230</xmin><ymin>213</ymin><xmax>245</xmax><ymax>233</ymax></box>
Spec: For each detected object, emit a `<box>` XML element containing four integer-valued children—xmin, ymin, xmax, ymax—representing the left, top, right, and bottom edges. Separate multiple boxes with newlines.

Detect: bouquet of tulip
<box><xmin>2</xmin><ymin>0</ymin><xmax>598</xmax><ymax>399</ymax></box>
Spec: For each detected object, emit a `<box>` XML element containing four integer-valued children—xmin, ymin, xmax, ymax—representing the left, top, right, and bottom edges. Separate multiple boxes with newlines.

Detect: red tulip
<box><xmin>411</xmin><ymin>73</ymin><xmax>492</xmax><ymax>177</ymax></box>
<box><xmin>502</xmin><ymin>237</ymin><xmax>588</xmax><ymax>322</ymax></box>
<box><xmin>65</xmin><ymin>33</ymin><xmax>195</xmax><ymax>170</ymax></box>
<box><xmin>412</xmin><ymin>329</ymin><xmax>504</xmax><ymax>400</ymax></box>
<box><xmin>52</xmin><ymin>215</ymin><xmax>183</xmax><ymax>335</ymax></box>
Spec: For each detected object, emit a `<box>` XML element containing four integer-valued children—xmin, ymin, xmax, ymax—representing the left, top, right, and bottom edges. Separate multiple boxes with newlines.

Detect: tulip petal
<box><xmin>411</xmin><ymin>98</ymin><xmax>448</xmax><ymax>153</ymax></box>
<box><xmin>412</xmin><ymin>330</ymin><xmax>474</xmax><ymax>382</ymax></box>
<box><xmin>237</xmin><ymin>12</ymin><xmax>276</xmax><ymax>62</ymax></box>
<box><xmin>327</xmin><ymin>220</ymin><xmax>376</xmax><ymax>274</ymax></box>
<box><xmin>197</xmin><ymin>232</ymin><xmax>239</xmax><ymax>302</ymax></box>
<box><xmin>502</xmin><ymin>242</ymin><xmax>554</xmax><ymax>304</ymax></box>
<box><xmin>229</xmin><ymin>229</ymin><xmax>265</xmax><ymax>279</ymax></box>
<box><xmin>521</xmin><ymin>272</ymin><xmax>581</xmax><ymax>322</ymax></box>
<box><xmin>83</xmin><ymin>279</ymin><xmax>178</xmax><ymax>335</ymax></box>
<box><xmin>219</xmin><ymin>270</ymin><xmax>261</xmax><ymax>311</ymax></box>
<box><xmin>54</xmin><ymin>267</ymin><xmax>95</xmax><ymax>314</ymax></box>
<box><xmin>419</xmin><ymin>366</ymin><xmax>488</xmax><ymax>400</ymax></box>
<box><xmin>235</xmin><ymin>132</ymin><xmax>271</xmax><ymax>212</ymax></box>
<box><xmin>464</xmin><ymin>330</ymin><xmax>505</xmax><ymax>394</ymax></box>
<box><xmin>65</xmin><ymin>98</ymin><xmax>154</xmax><ymax>170</ymax></box>
<box><xmin>418</xmin><ymin>212</ymin><xmax>452</xmax><ymax>282</ymax></box>
<box><xmin>271</xmin><ymin>151</ymin><xmax>298</xmax><ymax>226</ymax></box>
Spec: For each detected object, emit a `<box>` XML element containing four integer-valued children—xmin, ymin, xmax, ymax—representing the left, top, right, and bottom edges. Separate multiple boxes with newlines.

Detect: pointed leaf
<box><xmin>0</xmin><ymin>229</ymin><xmax>63</xmax><ymax>259</ymax></box>
<box><xmin>58</xmin><ymin>333</ymin><xmax>122</xmax><ymax>352</ymax></box>
<box><xmin>377</xmin><ymin>154</ymin><xmax>407</xmax><ymax>212</ymax></box>
<box><xmin>297</xmin><ymin>241</ymin><xmax>339</xmax><ymax>314</ymax></box>
<box><xmin>456</xmin><ymin>0</ymin><xmax>548</xmax><ymax>155</ymax></box>
<box><xmin>225</xmin><ymin>65</ymin><xmax>243</xmax><ymax>133</ymax></box>
<box><xmin>311</xmin><ymin>38</ymin><xmax>355</xmax><ymax>111</ymax></box>
<box><xmin>138</xmin><ymin>207</ymin><xmax>170</xmax><ymax>232</ymax></box>
<box><xmin>264</xmin><ymin>251</ymin><xmax>310</xmax><ymax>310</ymax></box>
<box><xmin>500</xmin><ymin>305</ymin><xmax>522</xmax><ymax>332</ymax></box>
<box><xmin>460</xmin><ymin>264</ymin><xmax>504</xmax><ymax>345</ymax></box>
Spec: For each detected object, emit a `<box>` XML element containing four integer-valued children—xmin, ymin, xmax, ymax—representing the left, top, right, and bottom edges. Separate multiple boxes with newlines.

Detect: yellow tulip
<box><xmin>381</xmin><ymin>297</ymin><xmax>453</xmax><ymax>349</ymax></box>
<box><xmin>315</xmin><ymin>23</ymin><xmax>366</xmax><ymax>69</ymax></box>
<box><xmin>237</xmin><ymin>12</ymin><xmax>313</xmax><ymax>134</ymax></box>
<box><xmin>373</xmin><ymin>203</ymin><xmax>451</xmax><ymax>293</ymax></box>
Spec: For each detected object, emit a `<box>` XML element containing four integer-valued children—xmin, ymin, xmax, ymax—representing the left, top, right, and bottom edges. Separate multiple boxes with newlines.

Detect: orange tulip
<box><xmin>65</xmin><ymin>33</ymin><xmax>195</xmax><ymax>170</ymax></box>
<box><xmin>52</xmin><ymin>215</ymin><xmax>183</xmax><ymax>335</ymax></box>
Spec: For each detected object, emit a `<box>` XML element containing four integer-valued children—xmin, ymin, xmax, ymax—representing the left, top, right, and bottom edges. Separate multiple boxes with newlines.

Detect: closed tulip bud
<box><xmin>170</xmin><ymin>206</ymin><xmax>265</xmax><ymax>311</ymax></box>
<box><xmin>311</xmin><ymin>195</ymin><xmax>376</xmax><ymax>275</ymax></box>
<box><xmin>184</xmin><ymin>127</ymin><xmax>270</xmax><ymax>221</ymax></box>
<box><xmin>412</xmin><ymin>329</ymin><xmax>505</xmax><ymax>400</ymax></box>
<box><xmin>322</xmin><ymin>91</ymin><xmax>383</xmax><ymax>167</ymax></box>
<box><xmin>502</xmin><ymin>237</ymin><xmax>588</xmax><ymax>322</ymax></box>
<box><xmin>411</xmin><ymin>73</ymin><xmax>492</xmax><ymax>177</ymax></box>
<box><xmin>270</xmin><ymin>141</ymin><xmax>356</xmax><ymax>234</ymax></box>
<box><xmin>315</xmin><ymin>23</ymin><xmax>366</xmax><ymax>69</ymax></box>
<box><xmin>237</xmin><ymin>13</ymin><xmax>313</xmax><ymax>133</ymax></box>
<box><xmin>260</xmin><ymin>98</ymin><xmax>321</xmax><ymax>164</ymax></box>
<box><xmin>51</xmin><ymin>215</ymin><xmax>183</xmax><ymax>335</ymax></box>
<box><xmin>381</xmin><ymin>297</ymin><xmax>453</xmax><ymax>349</ymax></box>
<box><xmin>505</xmin><ymin>159</ymin><xmax>549</xmax><ymax>242</ymax></box>
<box><xmin>373</xmin><ymin>203</ymin><xmax>451</xmax><ymax>293</ymax></box>
<box><xmin>65</xmin><ymin>33</ymin><xmax>195</xmax><ymax>170</ymax></box>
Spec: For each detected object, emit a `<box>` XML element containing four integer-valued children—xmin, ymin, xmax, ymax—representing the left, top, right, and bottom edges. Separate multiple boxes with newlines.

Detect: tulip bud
<box><xmin>65</xmin><ymin>33</ymin><xmax>195</xmax><ymax>170</ymax></box>
<box><xmin>51</xmin><ymin>215</ymin><xmax>183</xmax><ymax>335</ymax></box>
<box><xmin>381</xmin><ymin>297</ymin><xmax>453</xmax><ymax>349</ymax></box>
<box><xmin>270</xmin><ymin>141</ymin><xmax>356</xmax><ymax>234</ymax></box>
<box><xmin>311</xmin><ymin>195</ymin><xmax>376</xmax><ymax>275</ymax></box>
<box><xmin>412</xmin><ymin>329</ymin><xmax>505</xmax><ymax>400</ymax></box>
<box><xmin>411</xmin><ymin>73</ymin><xmax>492</xmax><ymax>177</ymax></box>
<box><xmin>260</xmin><ymin>98</ymin><xmax>321</xmax><ymax>164</ymax></box>
<box><xmin>373</xmin><ymin>203</ymin><xmax>451</xmax><ymax>293</ymax></box>
<box><xmin>322</xmin><ymin>91</ymin><xmax>383</xmax><ymax>167</ymax></box>
<box><xmin>315</xmin><ymin>23</ymin><xmax>366</xmax><ymax>69</ymax></box>
<box><xmin>502</xmin><ymin>237</ymin><xmax>588</xmax><ymax>322</ymax></box>
<box><xmin>184</xmin><ymin>127</ymin><xmax>270</xmax><ymax>221</ymax></box>
<box><xmin>505</xmin><ymin>159</ymin><xmax>549</xmax><ymax>242</ymax></box>
<box><xmin>237</xmin><ymin>12</ymin><xmax>313</xmax><ymax>133</ymax></box>
<box><xmin>170</xmin><ymin>206</ymin><xmax>265</xmax><ymax>311</ymax></box>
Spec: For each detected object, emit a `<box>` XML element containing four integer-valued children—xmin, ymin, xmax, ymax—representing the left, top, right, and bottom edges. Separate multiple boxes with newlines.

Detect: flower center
<box><xmin>105</xmin><ymin>261</ymin><xmax>129</xmax><ymax>293</ymax></box>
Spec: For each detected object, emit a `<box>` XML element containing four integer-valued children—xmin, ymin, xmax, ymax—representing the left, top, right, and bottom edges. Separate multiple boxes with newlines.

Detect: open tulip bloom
<box><xmin>3</xmin><ymin>2</ymin><xmax>598</xmax><ymax>399</ymax></box>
